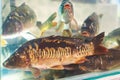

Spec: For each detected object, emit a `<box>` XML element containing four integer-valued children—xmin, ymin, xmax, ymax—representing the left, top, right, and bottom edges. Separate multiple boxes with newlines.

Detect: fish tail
<box><xmin>92</xmin><ymin>32</ymin><xmax>108</xmax><ymax>55</ymax></box>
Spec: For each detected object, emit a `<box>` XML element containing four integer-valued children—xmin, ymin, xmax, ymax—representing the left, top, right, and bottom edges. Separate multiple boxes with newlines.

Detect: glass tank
<box><xmin>1</xmin><ymin>0</ymin><xmax>120</xmax><ymax>80</ymax></box>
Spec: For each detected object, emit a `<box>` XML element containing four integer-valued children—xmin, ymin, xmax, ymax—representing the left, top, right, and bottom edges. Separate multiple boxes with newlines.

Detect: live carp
<box><xmin>3</xmin><ymin>32</ymin><xmax>107</xmax><ymax>78</ymax></box>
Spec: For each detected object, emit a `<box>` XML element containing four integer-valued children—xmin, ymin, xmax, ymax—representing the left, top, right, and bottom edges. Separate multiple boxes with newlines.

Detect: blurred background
<box><xmin>1</xmin><ymin>0</ymin><xmax>120</xmax><ymax>80</ymax></box>
<box><xmin>1</xmin><ymin>0</ymin><xmax>120</xmax><ymax>35</ymax></box>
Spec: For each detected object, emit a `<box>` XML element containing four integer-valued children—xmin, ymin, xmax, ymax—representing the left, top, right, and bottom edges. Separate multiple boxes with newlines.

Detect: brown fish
<box><xmin>3</xmin><ymin>32</ymin><xmax>108</xmax><ymax>78</ymax></box>
<box><xmin>78</xmin><ymin>48</ymin><xmax>120</xmax><ymax>71</ymax></box>
<box><xmin>81</xmin><ymin>12</ymin><xmax>100</xmax><ymax>37</ymax></box>
<box><xmin>64</xmin><ymin>48</ymin><xmax>120</xmax><ymax>71</ymax></box>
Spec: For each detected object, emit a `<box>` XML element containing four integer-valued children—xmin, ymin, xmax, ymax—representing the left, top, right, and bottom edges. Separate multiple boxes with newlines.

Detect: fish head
<box><xmin>81</xmin><ymin>21</ymin><xmax>97</xmax><ymax>37</ymax></box>
<box><xmin>2</xmin><ymin>3</ymin><xmax>37</xmax><ymax>38</ymax></box>
<box><xmin>64</xmin><ymin>2</ymin><xmax>72</xmax><ymax>11</ymax></box>
<box><xmin>81</xmin><ymin>23</ymin><xmax>92</xmax><ymax>37</ymax></box>
<box><xmin>60</xmin><ymin>1</ymin><xmax>74</xmax><ymax>23</ymax></box>
<box><xmin>81</xmin><ymin>12</ymin><xmax>99</xmax><ymax>37</ymax></box>
<box><xmin>3</xmin><ymin>49</ymin><xmax>30</xmax><ymax>69</ymax></box>
<box><xmin>2</xmin><ymin>16</ymin><xmax>23</xmax><ymax>36</ymax></box>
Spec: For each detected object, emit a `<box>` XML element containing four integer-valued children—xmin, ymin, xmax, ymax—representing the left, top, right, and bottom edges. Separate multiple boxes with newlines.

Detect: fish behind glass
<box><xmin>56</xmin><ymin>0</ymin><xmax>79</xmax><ymax>37</ymax></box>
<box><xmin>3</xmin><ymin>32</ymin><xmax>108</xmax><ymax>78</ymax></box>
<box><xmin>2</xmin><ymin>3</ymin><xmax>57</xmax><ymax>39</ymax></box>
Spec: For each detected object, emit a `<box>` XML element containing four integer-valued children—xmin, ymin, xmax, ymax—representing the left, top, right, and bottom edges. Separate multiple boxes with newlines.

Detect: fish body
<box><xmin>56</xmin><ymin>0</ymin><xmax>79</xmax><ymax>35</ymax></box>
<box><xmin>78</xmin><ymin>49</ymin><xmax>120</xmax><ymax>71</ymax></box>
<box><xmin>3</xmin><ymin>32</ymin><xmax>107</xmax><ymax>77</ymax></box>
<box><xmin>2</xmin><ymin>3</ymin><xmax>57</xmax><ymax>39</ymax></box>
<box><xmin>2</xmin><ymin>3</ymin><xmax>37</xmax><ymax>37</ymax></box>
<box><xmin>81</xmin><ymin>12</ymin><xmax>99</xmax><ymax>37</ymax></box>
<box><xmin>38</xmin><ymin>48</ymin><xmax>120</xmax><ymax>80</ymax></box>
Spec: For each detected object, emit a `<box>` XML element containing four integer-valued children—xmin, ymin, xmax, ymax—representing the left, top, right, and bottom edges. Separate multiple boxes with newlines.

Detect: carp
<box><xmin>78</xmin><ymin>48</ymin><xmax>120</xmax><ymax>71</ymax></box>
<box><xmin>3</xmin><ymin>32</ymin><xmax>108</xmax><ymax>78</ymax></box>
<box><xmin>2</xmin><ymin>3</ymin><xmax>57</xmax><ymax>39</ymax></box>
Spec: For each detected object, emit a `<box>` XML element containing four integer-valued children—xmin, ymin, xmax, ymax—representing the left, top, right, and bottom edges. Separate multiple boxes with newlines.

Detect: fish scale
<box><xmin>31</xmin><ymin>40</ymin><xmax>86</xmax><ymax>59</ymax></box>
<box><xmin>27</xmin><ymin>41</ymin><xmax>94</xmax><ymax>63</ymax></box>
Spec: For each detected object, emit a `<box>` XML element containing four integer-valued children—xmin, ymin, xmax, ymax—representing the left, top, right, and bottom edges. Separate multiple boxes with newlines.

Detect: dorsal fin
<box><xmin>92</xmin><ymin>32</ymin><xmax>108</xmax><ymax>55</ymax></box>
<box><xmin>92</xmin><ymin>32</ymin><xmax>104</xmax><ymax>46</ymax></box>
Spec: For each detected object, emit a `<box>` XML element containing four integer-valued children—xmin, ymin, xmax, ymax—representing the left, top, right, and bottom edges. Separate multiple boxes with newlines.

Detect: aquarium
<box><xmin>1</xmin><ymin>0</ymin><xmax>120</xmax><ymax>80</ymax></box>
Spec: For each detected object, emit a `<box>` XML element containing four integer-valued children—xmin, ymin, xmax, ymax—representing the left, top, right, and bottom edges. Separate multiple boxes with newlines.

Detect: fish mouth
<box><xmin>81</xmin><ymin>31</ymin><xmax>90</xmax><ymax>37</ymax></box>
<box><xmin>3</xmin><ymin>61</ymin><xmax>10</xmax><ymax>68</ymax></box>
<box><xmin>3</xmin><ymin>60</ymin><xmax>15</xmax><ymax>69</ymax></box>
<box><xmin>64</xmin><ymin>3</ymin><xmax>71</xmax><ymax>10</ymax></box>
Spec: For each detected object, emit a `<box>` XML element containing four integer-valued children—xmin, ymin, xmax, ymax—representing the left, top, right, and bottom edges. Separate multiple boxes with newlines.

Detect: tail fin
<box><xmin>93</xmin><ymin>32</ymin><xmax>108</xmax><ymax>54</ymax></box>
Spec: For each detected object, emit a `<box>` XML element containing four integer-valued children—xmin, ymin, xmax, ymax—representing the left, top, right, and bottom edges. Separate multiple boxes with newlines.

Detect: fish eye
<box><xmin>11</xmin><ymin>58</ymin><xmax>15</xmax><ymax>61</ymax></box>
<box><xmin>83</xmin><ymin>23</ymin><xmax>86</xmax><ymax>27</ymax></box>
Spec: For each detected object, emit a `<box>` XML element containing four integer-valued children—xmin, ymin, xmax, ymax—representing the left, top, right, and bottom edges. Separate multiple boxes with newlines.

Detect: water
<box><xmin>1</xmin><ymin>0</ymin><xmax>120</xmax><ymax>80</ymax></box>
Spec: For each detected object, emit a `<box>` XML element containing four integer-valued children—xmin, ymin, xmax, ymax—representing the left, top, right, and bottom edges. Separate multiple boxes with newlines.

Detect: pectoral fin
<box><xmin>30</xmin><ymin>67</ymin><xmax>41</xmax><ymax>78</ymax></box>
<box><xmin>63</xmin><ymin>64</ymin><xmax>79</xmax><ymax>70</ymax></box>
<box><xmin>51</xmin><ymin>65</ymin><xmax>64</xmax><ymax>70</ymax></box>
<box><xmin>79</xmin><ymin>66</ymin><xmax>88</xmax><ymax>71</ymax></box>
<box><xmin>75</xmin><ymin>57</ymin><xmax>88</xmax><ymax>64</ymax></box>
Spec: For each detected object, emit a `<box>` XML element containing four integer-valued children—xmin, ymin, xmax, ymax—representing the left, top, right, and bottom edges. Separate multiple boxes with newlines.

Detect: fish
<box><xmin>47</xmin><ymin>48</ymin><xmax>120</xmax><ymax>79</ymax></box>
<box><xmin>103</xmin><ymin>27</ymin><xmax>120</xmax><ymax>49</ymax></box>
<box><xmin>56</xmin><ymin>0</ymin><xmax>79</xmax><ymax>36</ymax></box>
<box><xmin>81</xmin><ymin>12</ymin><xmax>100</xmax><ymax>37</ymax></box>
<box><xmin>2</xmin><ymin>3</ymin><xmax>57</xmax><ymax>39</ymax></box>
<box><xmin>78</xmin><ymin>48</ymin><xmax>120</xmax><ymax>71</ymax></box>
<box><xmin>3</xmin><ymin>32</ymin><xmax>108</xmax><ymax>78</ymax></box>
<box><xmin>31</xmin><ymin>48</ymin><xmax>120</xmax><ymax>80</ymax></box>
<box><xmin>2</xmin><ymin>3</ymin><xmax>37</xmax><ymax>37</ymax></box>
